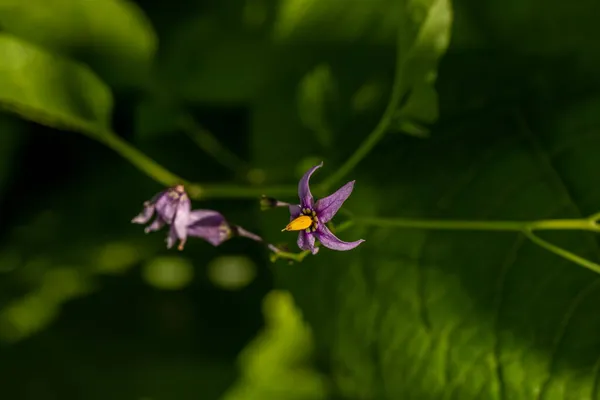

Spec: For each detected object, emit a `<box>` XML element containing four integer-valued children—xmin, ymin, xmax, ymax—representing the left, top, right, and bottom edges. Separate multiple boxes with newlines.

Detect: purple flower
<box><xmin>281</xmin><ymin>162</ymin><xmax>365</xmax><ymax>254</ymax></box>
<box><xmin>133</xmin><ymin>185</ymin><xmax>283</xmax><ymax>253</ymax></box>
<box><xmin>132</xmin><ymin>184</ymin><xmax>191</xmax><ymax>250</ymax></box>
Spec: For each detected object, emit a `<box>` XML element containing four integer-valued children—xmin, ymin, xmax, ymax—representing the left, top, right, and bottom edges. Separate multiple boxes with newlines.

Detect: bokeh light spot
<box><xmin>143</xmin><ymin>256</ymin><xmax>194</xmax><ymax>290</ymax></box>
<box><xmin>207</xmin><ymin>255</ymin><xmax>256</xmax><ymax>291</ymax></box>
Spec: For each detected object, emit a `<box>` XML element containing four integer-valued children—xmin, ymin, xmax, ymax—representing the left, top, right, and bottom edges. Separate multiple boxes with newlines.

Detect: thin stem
<box><xmin>179</xmin><ymin>115</ymin><xmax>250</xmax><ymax>177</ymax></box>
<box><xmin>92</xmin><ymin>130</ymin><xmax>297</xmax><ymax>200</ymax></box>
<box><xmin>589</xmin><ymin>211</ymin><xmax>600</xmax><ymax>223</ymax></box>
<box><xmin>355</xmin><ymin>216</ymin><xmax>600</xmax><ymax>233</ymax></box>
<box><xmin>270</xmin><ymin>250</ymin><xmax>311</xmax><ymax>263</ymax></box>
<box><xmin>529</xmin><ymin>219</ymin><xmax>600</xmax><ymax>231</ymax></box>
<box><xmin>320</xmin><ymin>25</ymin><xmax>406</xmax><ymax>191</ymax></box>
<box><xmin>354</xmin><ymin>217</ymin><xmax>527</xmax><ymax>231</ymax></box>
<box><xmin>523</xmin><ymin>229</ymin><xmax>600</xmax><ymax>275</ymax></box>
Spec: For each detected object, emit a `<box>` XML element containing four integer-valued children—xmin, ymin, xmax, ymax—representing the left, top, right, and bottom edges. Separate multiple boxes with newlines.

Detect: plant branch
<box><xmin>523</xmin><ymin>229</ymin><xmax>600</xmax><ymax>275</ymax></box>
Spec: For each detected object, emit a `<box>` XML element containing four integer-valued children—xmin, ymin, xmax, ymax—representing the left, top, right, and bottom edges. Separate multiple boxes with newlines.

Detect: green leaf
<box><xmin>0</xmin><ymin>34</ymin><xmax>112</xmax><ymax>134</ymax></box>
<box><xmin>0</xmin><ymin>0</ymin><xmax>156</xmax><ymax>88</ymax></box>
<box><xmin>273</xmin><ymin>0</ymin><xmax>402</xmax><ymax>43</ymax></box>
<box><xmin>393</xmin><ymin>0</ymin><xmax>452</xmax><ymax>137</ymax></box>
<box><xmin>296</xmin><ymin>63</ymin><xmax>338</xmax><ymax>148</ymax></box>
<box><xmin>394</xmin><ymin>81</ymin><xmax>439</xmax><ymax>138</ymax></box>
<box><xmin>220</xmin><ymin>290</ymin><xmax>328</xmax><ymax>400</ymax></box>
<box><xmin>256</xmin><ymin>99</ymin><xmax>600</xmax><ymax>398</ymax></box>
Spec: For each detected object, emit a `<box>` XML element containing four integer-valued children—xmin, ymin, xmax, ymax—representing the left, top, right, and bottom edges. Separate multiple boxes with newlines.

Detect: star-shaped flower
<box><xmin>281</xmin><ymin>162</ymin><xmax>365</xmax><ymax>254</ymax></box>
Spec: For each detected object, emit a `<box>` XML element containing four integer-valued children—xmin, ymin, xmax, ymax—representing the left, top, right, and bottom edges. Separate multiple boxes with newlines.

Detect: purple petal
<box><xmin>289</xmin><ymin>204</ymin><xmax>302</xmax><ymax>219</ymax></box>
<box><xmin>166</xmin><ymin>227</ymin><xmax>177</xmax><ymax>249</ymax></box>
<box><xmin>298</xmin><ymin>162</ymin><xmax>323</xmax><ymax>208</ymax></box>
<box><xmin>144</xmin><ymin>217</ymin><xmax>165</xmax><ymax>233</ymax></box>
<box><xmin>132</xmin><ymin>202</ymin><xmax>155</xmax><ymax>224</ymax></box>
<box><xmin>155</xmin><ymin>192</ymin><xmax>176</xmax><ymax>222</ymax></box>
<box><xmin>315</xmin><ymin>180</ymin><xmax>355</xmax><ymax>223</ymax></box>
<box><xmin>188</xmin><ymin>209</ymin><xmax>225</xmax><ymax>224</ymax></box>
<box><xmin>187</xmin><ymin>211</ymin><xmax>231</xmax><ymax>246</ymax></box>
<box><xmin>315</xmin><ymin>225</ymin><xmax>364</xmax><ymax>251</ymax></box>
<box><xmin>188</xmin><ymin>225</ymin><xmax>230</xmax><ymax>246</ymax></box>
<box><xmin>172</xmin><ymin>195</ymin><xmax>191</xmax><ymax>244</ymax></box>
<box><xmin>297</xmin><ymin>231</ymin><xmax>318</xmax><ymax>254</ymax></box>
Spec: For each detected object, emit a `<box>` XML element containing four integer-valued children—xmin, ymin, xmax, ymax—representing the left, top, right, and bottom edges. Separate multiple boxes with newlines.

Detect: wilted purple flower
<box><xmin>132</xmin><ymin>184</ymin><xmax>191</xmax><ymax>250</ymax></box>
<box><xmin>133</xmin><ymin>185</ymin><xmax>282</xmax><ymax>253</ymax></box>
<box><xmin>280</xmin><ymin>162</ymin><xmax>365</xmax><ymax>254</ymax></box>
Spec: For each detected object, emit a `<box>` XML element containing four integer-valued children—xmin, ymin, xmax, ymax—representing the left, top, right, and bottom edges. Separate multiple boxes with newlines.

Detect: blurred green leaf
<box><xmin>394</xmin><ymin>81</ymin><xmax>438</xmax><ymax>138</ymax></box>
<box><xmin>0</xmin><ymin>34</ymin><xmax>112</xmax><ymax>135</ymax></box>
<box><xmin>273</xmin><ymin>0</ymin><xmax>401</xmax><ymax>43</ymax></box>
<box><xmin>393</xmin><ymin>0</ymin><xmax>452</xmax><ymax>137</ymax></box>
<box><xmin>221</xmin><ymin>290</ymin><xmax>328</xmax><ymax>400</ymax></box>
<box><xmin>0</xmin><ymin>0</ymin><xmax>156</xmax><ymax>88</ymax></box>
<box><xmin>296</xmin><ymin>63</ymin><xmax>338</xmax><ymax>148</ymax></box>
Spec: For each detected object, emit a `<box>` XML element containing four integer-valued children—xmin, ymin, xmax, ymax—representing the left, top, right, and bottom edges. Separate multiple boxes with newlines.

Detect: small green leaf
<box><xmin>220</xmin><ymin>290</ymin><xmax>328</xmax><ymax>400</ymax></box>
<box><xmin>0</xmin><ymin>0</ymin><xmax>157</xmax><ymax>88</ymax></box>
<box><xmin>296</xmin><ymin>63</ymin><xmax>338</xmax><ymax>148</ymax></box>
<box><xmin>394</xmin><ymin>80</ymin><xmax>439</xmax><ymax>137</ymax></box>
<box><xmin>0</xmin><ymin>34</ymin><xmax>112</xmax><ymax>134</ymax></box>
<box><xmin>394</xmin><ymin>0</ymin><xmax>452</xmax><ymax>136</ymax></box>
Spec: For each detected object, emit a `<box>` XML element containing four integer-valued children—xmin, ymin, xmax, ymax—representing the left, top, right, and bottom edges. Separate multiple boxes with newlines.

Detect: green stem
<box><xmin>354</xmin><ymin>217</ymin><xmax>527</xmax><ymax>231</ymax></box>
<box><xmin>270</xmin><ymin>250</ymin><xmax>311</xmax><ymax>263</ymax></box>
<box><xmin>523</xmin><ymin>229</ymin><xmax>600</xmax><ymax>275</ymax></box>
<box><xmin>320</xmin><ymin>26</ymin><xmax>406</xmax><ymax>191</ymax></box>
<box><xmin>179</xmin><ymin>115</ymin><xmax>250</xmax><ymax>178</ymax></box>
<box><xmin>529</xmin><ymin>219</ymin><xmax>600</xmax><ymax>231</ymax></box>
<box><xmin>94</xmin><ymin>131</ymin><xmax>296</xmax><ymax>200</ymax></box>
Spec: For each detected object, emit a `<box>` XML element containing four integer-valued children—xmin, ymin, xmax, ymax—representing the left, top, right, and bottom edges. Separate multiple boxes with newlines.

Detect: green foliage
<box><xmin>265</xmin><ymin>103</ymin><xmax>600</xmax><ymax>397</ymax></box>
<box><xmin>0</xmin><ymin>34</ymin><xmax>112</xmax><ymax>135</ymax></box>
<box><xmin>250</xmin><ymin>1</ymin><xmax>600</xmax><ymax>399</ymax></box>
<box><xmin>0</xmin><ymin>0</ymin><xmax>157</xmax><ymax>88</ymax></box>
<box><xmin>273</xmin><ymin>0</ymin><xmax>401</xmax><ymax>43</ymax></box>
<box><xmin>221</xmin><ymin>290</ymin><xmax>328</xmax><ymax>400</ymax></box>
<box><xmin>393</xmin><ymin>0</ymin><xmax>452</xmax><ymax>137</ymax></box>
<box><xmin>296</xmin><ymin>63</ymin><xmax>338</xmax><ymax>148</ymax></box>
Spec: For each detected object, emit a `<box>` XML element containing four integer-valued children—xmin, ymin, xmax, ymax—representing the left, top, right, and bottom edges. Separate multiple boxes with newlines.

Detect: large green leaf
<box><xmin>255</xmin><ymin>91</ymin><xmax>600</xmax><ymax>398</ymax></box>
<box><xmin>0</xmin><ymin>0</ymin><xmax>156</xmax><ymax>88</ymax></box>
<box><xmin>0</xmin><ymin>34</ymin><xmax>112</xmax><ymax>134</ymax></box>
